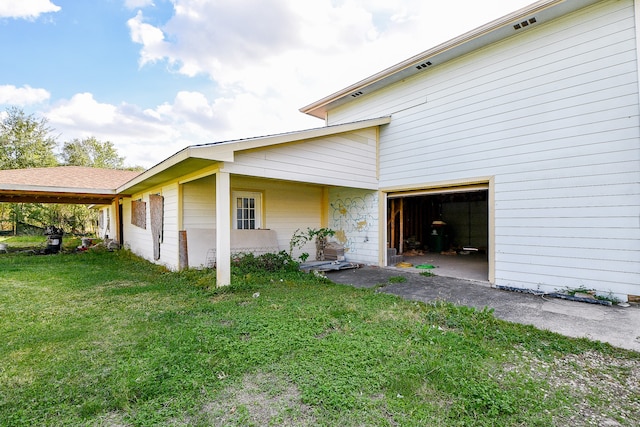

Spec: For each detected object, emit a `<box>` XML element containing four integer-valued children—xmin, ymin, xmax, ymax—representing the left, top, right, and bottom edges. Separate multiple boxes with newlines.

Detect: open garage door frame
<box><xmin>382</xmin><ymin>178</ymin><xmax>495</xmax><ymax>283</ymax></box>
<box><xmin>387</xmin><ymin>183</ymin><xmax>489</xmax><ymax>199</ymax></box>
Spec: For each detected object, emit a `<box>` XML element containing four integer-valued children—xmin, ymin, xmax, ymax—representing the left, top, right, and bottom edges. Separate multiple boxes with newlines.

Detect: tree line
<box><xmin>0</xmin><ymin>107</ymin><xmax>143</xmax><ymax>236</ymax></box>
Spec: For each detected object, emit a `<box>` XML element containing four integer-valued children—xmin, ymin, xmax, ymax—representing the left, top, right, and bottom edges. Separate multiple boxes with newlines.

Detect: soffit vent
<box><xmin>415</xmin><ymin>61</ymin><xmax>432</xmax><ymax>70</ymax></box>
<box><xmin>513</xmin><ymin>17</ymin><xmax>537</xmax><ymax>30</ymax></box>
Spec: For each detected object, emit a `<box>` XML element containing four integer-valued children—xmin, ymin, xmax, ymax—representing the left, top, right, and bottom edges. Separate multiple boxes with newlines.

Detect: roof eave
<box><xmin>118</xmin><ymin>116</ymin><xmax>392</xmax><ymax>194</ymax></box>
<box><xmin>0</xmin><ymin>183</ymin><xmax>119</xmax><ymax>195</ymax></box>
<box><xmin>300</xmin><ymin>0</ymin><xmax>600</xmax><ymax>119</ymax></box>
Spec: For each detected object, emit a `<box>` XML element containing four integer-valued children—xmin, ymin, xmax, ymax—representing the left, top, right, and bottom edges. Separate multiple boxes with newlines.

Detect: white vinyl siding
<box><xmin>235</xmin><ymin>176</ymin><xmax>324</xmax><ymax>258</ymax></box>
<box><xmin>97</xmin><ymin>205</ymin><xmax>114</xmax><ymax>239</ymax></box>
<box><xmin>326</xmin><ymin>0</ymin><xmax>639</xmax><ymax>299</ymax></box>
<box><xmin>122</xmin><ymin>197</ymin><xmax>146</xmax><ymax>259</ymax></box>
<box><xmin>123</xmin><ymin>183</ymin><xmax>179</xmax><ymax>269</ymax></box>
<box><xmin>182</xmin><ymin>176</ymin><xmax>326</xmax><ymax>266</ymax></box>
<box><xmin>182</xmin><ymin>176</ymin><xmax>215</xmax><ymax>229</ymax></box>
<box><xmin>328</xmin><ymin>187</ymin><xmax>379</xmax><ymax>265</ymax></box>
<box><xmin>223</xmin><ymin>129</ymin><xmax>378</xmax><ymax>189</ymax></box>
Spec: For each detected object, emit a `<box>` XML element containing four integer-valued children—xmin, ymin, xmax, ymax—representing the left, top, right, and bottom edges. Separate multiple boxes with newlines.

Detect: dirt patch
<box><xmin>197</xmin><ymin>371</ymin><xmax>316</xmax><ymax>426</ymax></box>
<box><xmin>503</xmin><ymin>349</ymin><xmax>640</xmax><ymax>426</ymax></box>
<box><xmin>548</xmin><ymin>351</ymin><xmax>639</xmax><ymax>426</ymax></box>
<box><xmin>89</xmin><ymin>411</ymin><xmax>129</xmax><ymax>427</ymax></box>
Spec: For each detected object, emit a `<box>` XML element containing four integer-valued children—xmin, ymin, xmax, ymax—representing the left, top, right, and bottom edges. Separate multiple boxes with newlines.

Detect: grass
<box><xmin>0</xmin><ymin>250</ymin><xmax>638</xmax><ymax>426</ymax></box>
<box><xmin>0</xmin><ymin>234</ymin><xmax>86</xmax><ymax>251</ymax></box>
<box><xmin>0</xmin><ymin>234</ymin><xmax>47</xmax><ymax>249</ymax></box>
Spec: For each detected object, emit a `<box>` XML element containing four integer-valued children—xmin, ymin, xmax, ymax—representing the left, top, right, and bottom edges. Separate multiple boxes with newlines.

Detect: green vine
<box><xmin>289</xmin><ymin>227</ymin><xmax>335</xmax><ymax>262</ymax></box>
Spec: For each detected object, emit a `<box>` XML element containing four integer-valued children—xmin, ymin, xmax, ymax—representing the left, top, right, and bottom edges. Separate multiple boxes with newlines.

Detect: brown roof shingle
<box><xmin>0</xmin><ymin>166</ymin><xmax>142</xmax><ymax>190</ymax></box>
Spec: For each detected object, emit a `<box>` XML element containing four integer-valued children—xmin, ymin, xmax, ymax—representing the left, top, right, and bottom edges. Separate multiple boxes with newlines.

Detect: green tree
<box><xmin>60</xmin><ymin>137</ymin><xmax>125</xmax><ymax>169</ymax></box>
<box><xmin>57</xmin><ymin>137</ymin><xmax>133</xmax><ymax>235</ymax></box>
<box><xmin>0</xmin><ymin>107</ymin><xmax>59</xmax><ymax>233</ymax></box>
<box><xmin>0</xmin><ymin>107</ymin><xmax>58</xmax><ymax>169</ymax></box>
<box><xmin>0</xmin><ymin>109</ymin><xmax>139</xmax><ymax>236</ymax></box>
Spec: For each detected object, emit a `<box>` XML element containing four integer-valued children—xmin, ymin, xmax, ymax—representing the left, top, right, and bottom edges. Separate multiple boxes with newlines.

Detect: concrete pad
<box><xmin>542</xmin><ymin>299</ymin><xmax>606</xmax><ymax>321</ymax></box>
<box><xmin>325</xmin><ymin>266</ymin><xmax>640</xmax><ymax>353</ymax></box>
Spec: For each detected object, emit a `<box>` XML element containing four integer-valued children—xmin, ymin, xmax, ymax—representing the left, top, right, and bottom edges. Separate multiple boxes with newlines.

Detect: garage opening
<box><xmin>387</xmin><ymin>186</ymin><xmax>489</xmax><ymax>282</ymax></box>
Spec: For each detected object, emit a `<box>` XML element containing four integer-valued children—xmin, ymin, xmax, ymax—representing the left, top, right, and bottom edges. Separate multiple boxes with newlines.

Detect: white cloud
<box><xmin>124</xmin><ymin>0</ymin><xmax>535</xmax><ymax>118</ymax></box>
<box><xmin>0</xmin><ymin>0</ymin><xmax>60</xmax><ymax>19</ymax></box>
<box><xmin>41</xmin><ymin>88</ymin><xmax>322</xmax><ymax>168</ymax></box>
<box><xmin>122</xmin><ymin>0</ymin><xmax>393</xmax><ymax>146</ymax></box>
<box><xmin>127</xmin><ymin>11</ymin><xmax>169</xmax><ymax>66</ymax></box>
<box><xmin>0</xmin><ymin>85</ymin><xmax>51</xmax><ymax>105</ymax></box>
<box><xmin>127</xmin><ymin>0</ymin><xmax>535</xmax><ymax>90</ymax></box>
<box><xmin>32</xmin><ymin>0</ymin><xmax>537</xmax><ymax>169</ymax></box>
<box><xmin>46</xmin><ymin>93</ymin><xmax>179</xmax><ymax>167</ymax></box>
<box><xmin>125</xmin><ymin>0</ymin><xmax>154</xmax><ymax>9</ymax></box>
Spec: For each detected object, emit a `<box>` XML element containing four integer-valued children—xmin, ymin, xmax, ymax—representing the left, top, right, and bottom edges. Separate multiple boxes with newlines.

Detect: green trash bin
<box><xmin>429</xmin><ymin>232</ymin><xmax>444</xmax><ymax>252</ymax></box>
<box><xmin>429</xmin><ymin>222</ymin><xmax>448</xmax><ymax>252</ymax></box>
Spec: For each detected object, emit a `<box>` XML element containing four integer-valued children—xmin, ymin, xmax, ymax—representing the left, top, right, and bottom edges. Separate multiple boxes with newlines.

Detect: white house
<box><xmin>94</xmin><ymin>0</ymin><xmax>638</xmax><ymax>302</ymax></box>
<box><xmin>111</xmin><ymin>118</ymin><xmax>390</xmax><ymax>286</ymax></box>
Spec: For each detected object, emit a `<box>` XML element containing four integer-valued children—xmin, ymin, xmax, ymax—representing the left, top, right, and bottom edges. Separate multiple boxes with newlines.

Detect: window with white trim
<box><xmin>233</xmin><ymin>191</ymin><xmax>262</xmax><ymax>229</ymax></box>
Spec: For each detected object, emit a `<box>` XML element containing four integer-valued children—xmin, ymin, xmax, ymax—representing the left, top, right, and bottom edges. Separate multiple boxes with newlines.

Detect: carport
<box><xmin>0</xmin><ymin>166</ymin><xmax>142</xmax><ymax>240</ymax></box>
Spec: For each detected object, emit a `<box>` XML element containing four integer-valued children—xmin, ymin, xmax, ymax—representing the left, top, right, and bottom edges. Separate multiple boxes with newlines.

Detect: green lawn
<box><xmin>0</xmin><ymin>250</ymin><xmax>638</xmax><ymax>426</ymax></box>
<box><xmin>0</xmin><ymin>234</ymin><xmax>85</xmax><ymax>252</ymax></box>
<box><xmin>0</xmin><ymin>234</ymin><xmax>48</xmax><ymax>249</ymax></box>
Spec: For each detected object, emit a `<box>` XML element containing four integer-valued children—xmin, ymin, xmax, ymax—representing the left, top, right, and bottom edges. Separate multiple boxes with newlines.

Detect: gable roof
<box><xmin>0</xmin><ymin>166</ymin><xmax>142</xmax><ymax>204</ymax></box>
<box><xmin>300</xmin><ymin>0</ymin><xmax>601</xmax><ymax>119</ymax></box>
<box><xmin>119</xmin><ymin>116</ymin><xmax>391</xmax><ymax>195</ymax></box>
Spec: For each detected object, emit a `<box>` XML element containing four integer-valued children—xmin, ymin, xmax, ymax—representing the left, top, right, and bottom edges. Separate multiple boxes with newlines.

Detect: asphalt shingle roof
<box><xmin>0</xmin><ymin>166</ymin><xmax>141</xmax><ymax>190</ymax></box>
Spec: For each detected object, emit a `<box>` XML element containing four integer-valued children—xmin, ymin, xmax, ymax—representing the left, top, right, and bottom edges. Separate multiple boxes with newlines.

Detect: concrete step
<box><xmin>387</xmin><ymin>248</ymin><xmax>404</xmax><ymax>265</ymax></box>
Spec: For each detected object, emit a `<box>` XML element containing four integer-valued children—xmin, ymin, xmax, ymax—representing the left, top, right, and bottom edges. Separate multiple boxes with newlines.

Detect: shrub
<box><xmin>289</xmin><ymin>227</ymin><xmax>335</xmax><ymax>261</ymax></box>
<box><xmin>232</xmin><ymin>251</ymin><xmax>299</xmax><ymax>274</ymax></box>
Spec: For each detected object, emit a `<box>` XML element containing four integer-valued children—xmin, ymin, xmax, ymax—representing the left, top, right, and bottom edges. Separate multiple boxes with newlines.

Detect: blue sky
<box><xmin>0</xmin><ymin>0</ymin><xmax>533</xmax><ymax>168</ymax></box>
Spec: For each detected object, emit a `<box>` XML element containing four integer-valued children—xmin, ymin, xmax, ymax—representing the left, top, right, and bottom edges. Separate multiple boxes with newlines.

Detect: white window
<box><xmin>233</xmin><ymin>191</ymin><xmax>262</xmax><ymax>229</ymax></box>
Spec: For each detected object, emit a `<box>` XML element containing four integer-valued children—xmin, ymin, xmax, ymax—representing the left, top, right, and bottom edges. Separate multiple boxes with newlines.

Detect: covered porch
<box><xmin>116</xmin><ymin>117</ymin><xmax>390</xmax><ymax>287</ymax></box>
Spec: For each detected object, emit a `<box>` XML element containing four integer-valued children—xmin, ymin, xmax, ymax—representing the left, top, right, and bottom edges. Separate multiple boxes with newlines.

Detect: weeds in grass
<box><xmin>0</xmin><ymin>250</ymin><xmax>637</xmax><ymax>426</ymax></box>
<box><xmin>388</xmin><ymin>275</ymin><xmax>407</xmax><ymax>284</ymax></box>
<box><xmin>560</xmin><ymin>285</ymin><xmax>621</xmax><ymax>305</ymax></box>
<box><xmin>232</xmin><ymin>250</ymin><xmax>299</xmax><ymax>274</ymax></box>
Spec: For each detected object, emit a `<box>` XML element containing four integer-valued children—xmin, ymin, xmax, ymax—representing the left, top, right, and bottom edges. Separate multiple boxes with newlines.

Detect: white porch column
<box><xmin>215</xmin><ymin>171</ymin><xmax>231</xmax><ymax>287</ymax></box>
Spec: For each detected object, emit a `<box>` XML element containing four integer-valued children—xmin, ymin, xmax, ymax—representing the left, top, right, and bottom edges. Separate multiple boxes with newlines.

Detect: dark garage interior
<box><xmin>387</xmin><ymin>189</ymin><xmax>489</xmax><ymax>281</ymax></box>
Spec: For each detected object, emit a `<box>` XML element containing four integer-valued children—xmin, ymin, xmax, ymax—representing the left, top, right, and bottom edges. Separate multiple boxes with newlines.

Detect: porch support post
<box><xmin>215</xmin><ymin>171</ymin><xmax>231</xmax><ymax>287</ymax></box>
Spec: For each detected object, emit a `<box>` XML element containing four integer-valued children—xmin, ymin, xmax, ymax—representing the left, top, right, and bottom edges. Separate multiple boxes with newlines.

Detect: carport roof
<box><xmin>0</xmin><ymin>166</ymin><xmax>142</xmax><ymax>205</ymax></box>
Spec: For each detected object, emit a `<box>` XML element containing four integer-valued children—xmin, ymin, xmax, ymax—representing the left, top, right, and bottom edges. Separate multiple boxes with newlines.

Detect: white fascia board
<box><xmin>192</xmin><ymin>116</ymin><xmax>392</xmax><ymax>157</ymax></box>
<box><xmin>116</xmin><ymin>147</ymin><xmax>206</xmax><ymax>193</ymax></box>
<box><xmin>1</xmin><ymin>183</ymin><xmax>117</xmax><ymax>195</ymax></box>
